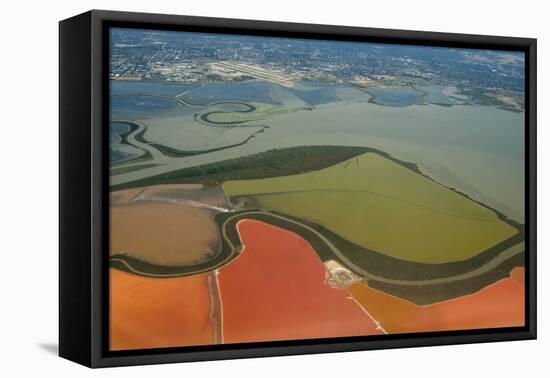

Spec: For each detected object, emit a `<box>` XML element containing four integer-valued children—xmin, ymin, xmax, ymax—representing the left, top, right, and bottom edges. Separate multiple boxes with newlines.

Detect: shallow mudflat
<box><xmin>111</xmin><ymin>95</ymin><xmax>196</xmax><ymax>119</ymax></box>
<box><xmin>110</xmin><ymin>122</ymin><xmax>144</xmax><ymax>163</ymax></box>
<box><xmin>141</xmin><ymin>115</ymin><xmax>266</xmax><ymax>152</ymax></box>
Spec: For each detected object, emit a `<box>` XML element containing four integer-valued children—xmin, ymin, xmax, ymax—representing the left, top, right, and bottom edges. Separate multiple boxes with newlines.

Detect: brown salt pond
<box><xmin>218</xmin><ymin>219</ymin><xmax>383</xmax><ymax>344</ymax></box>
<box><xmin>110</xmin><ymin>184</ymin><xmax>227</xmax><ymax>266</ymax></box>
<box><xmin>109</xmin><ymin>269</ymin><xmax>218</xmax><ymax>351</ymax></box>
<box><xmin>348</xmin><ymin>266</ymin><xmax>525</xmax><ymax>334</ymax></box>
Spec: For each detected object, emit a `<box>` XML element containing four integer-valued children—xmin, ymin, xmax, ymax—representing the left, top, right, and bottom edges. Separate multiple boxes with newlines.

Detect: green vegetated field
<box><xmin>110</xmin><ymin>145</ymin><xmax>370</xmax><ymax>191</ymax></box>
<box><xmin>223</xmin><ymin>152</ymin><xmax>519</xmax><ymax>264</ymax></box>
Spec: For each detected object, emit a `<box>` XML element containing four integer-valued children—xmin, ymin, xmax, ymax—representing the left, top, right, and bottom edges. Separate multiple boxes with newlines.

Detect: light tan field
<box><xmin>110</xmin><ymin>187</ymin><xmax>144</xmax><ymax>204</ymax></box>
<box><xmin>141</xmin><ymin>184</ymin><xmax>228</xmax><ymax>207</ymax></box>
<box><xmin>110</xmin><ymin>184</ymin><xmax>227</xmax><ymax>266</ymax></box>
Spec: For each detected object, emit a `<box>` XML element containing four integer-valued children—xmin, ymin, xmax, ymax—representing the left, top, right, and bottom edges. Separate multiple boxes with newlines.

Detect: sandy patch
<box><xmin>110</xmin><ymin>187</ymin><xmax>145</xmax><ymax>204</ymax></box>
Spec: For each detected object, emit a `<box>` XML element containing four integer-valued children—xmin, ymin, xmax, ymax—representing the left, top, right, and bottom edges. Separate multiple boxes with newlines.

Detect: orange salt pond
<box><xmin>348</xmin><ymin>266</ymin><xmax>525</xmax><ymax>334</ymax></box>
<box><xmin>510</xmin><ymin>266</ymin><xmax>525</xmax><ymax>286</ymax></box>
<box><xmin>109</xmin><ymin>269</ymin><xmax>218</xmax><ymax>351</ymax></box>
<box><xmin>218</xmin><ymin>219</ymin><xmax>382</xmax><ymax>344</ymax></box>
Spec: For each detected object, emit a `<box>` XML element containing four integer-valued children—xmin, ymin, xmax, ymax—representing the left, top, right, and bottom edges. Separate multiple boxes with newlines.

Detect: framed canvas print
<box><xmin>59</xmin><ymin>10</ymin><xmax>537</xmax><ymax>368</ymax></box>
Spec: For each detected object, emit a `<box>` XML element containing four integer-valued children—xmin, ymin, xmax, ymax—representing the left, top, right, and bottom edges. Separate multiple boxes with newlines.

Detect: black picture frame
<box><xmin>59</xmin><ymin>9</ymin><xmax>537</xmax><ymax>368</ymax></box>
